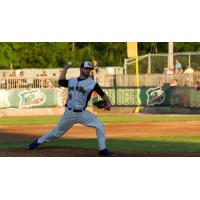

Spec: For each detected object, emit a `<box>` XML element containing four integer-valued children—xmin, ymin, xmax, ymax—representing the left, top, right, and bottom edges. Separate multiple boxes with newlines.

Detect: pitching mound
<box><xmin>1</xmin><ymin>147</ymin><xmax>200</xmax><ymax>157</ymax></box>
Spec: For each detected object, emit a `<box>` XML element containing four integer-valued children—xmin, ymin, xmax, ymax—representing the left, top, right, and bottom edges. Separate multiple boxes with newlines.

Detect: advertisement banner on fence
<box><xmin>0</xmin><ymin>88</ymin><xmax>58</xmax><ymax>108</ymax></box>
<box><xmin>0</xmin><ymin>90</ymin><xmax>10</xmax><ymax>108</ymax></box>
<box><xmin>2</xmin><ymin>86</ymin><xmax>199</xmax><ymax>109</ymax></box>
<box><xmin>171</xmin><ymin>87</ymin><xmax>190</xmax><ymax>107</ymax></box>
<box><xmin>100</xmin><ymin>86</ymin><xmax>171</xmax><ymax>106</ymax></box>
<box><xmin>190</xmin><ymin>89</ymin><xmax>200</xmax><ymax>108</ymax></box>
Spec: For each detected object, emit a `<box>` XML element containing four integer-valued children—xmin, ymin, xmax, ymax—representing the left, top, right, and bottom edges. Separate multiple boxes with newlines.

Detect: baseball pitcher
<box><xmin>27</xmin><ymin>61</ymin><xmax>114</xmax><ymax>156</ymax></box>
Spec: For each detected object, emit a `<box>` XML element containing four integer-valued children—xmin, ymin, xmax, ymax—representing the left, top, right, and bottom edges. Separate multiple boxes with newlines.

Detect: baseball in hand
<box><xmin>64</xmin><ymin>61</ymin><xmax>72</xmax><ymax>70</ymax></box>
<box><xmin>67</xmin><ymin>61</ymin><xmax>73</xmax><ymax>66</ymax></box>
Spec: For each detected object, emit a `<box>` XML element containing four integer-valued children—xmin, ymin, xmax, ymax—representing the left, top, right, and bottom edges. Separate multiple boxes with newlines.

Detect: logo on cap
<box><xmin>84</xmin><ymin>61</ymin><xmax>93</xmax><ymax>68</ymax></box>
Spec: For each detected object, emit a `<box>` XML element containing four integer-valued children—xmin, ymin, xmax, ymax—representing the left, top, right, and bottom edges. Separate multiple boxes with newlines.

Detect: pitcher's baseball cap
<box><xmin>80</xmin><ymin>61</ymin><xmax>94</xmax><ymax>69</ymax></box>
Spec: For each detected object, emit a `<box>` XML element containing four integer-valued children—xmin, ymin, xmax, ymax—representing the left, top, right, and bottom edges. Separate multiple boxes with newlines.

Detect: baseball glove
<box><xmin>93</xmin><ymin>100</ymin><xmax>110</xmax><ymax>111</ymax></box>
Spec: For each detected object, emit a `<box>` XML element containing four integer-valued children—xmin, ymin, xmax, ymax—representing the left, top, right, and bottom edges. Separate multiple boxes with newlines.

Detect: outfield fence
<box><xmin>1</xmin><ymin>86</ymin><xmax>200</xmax><ymax>109</ymax></box>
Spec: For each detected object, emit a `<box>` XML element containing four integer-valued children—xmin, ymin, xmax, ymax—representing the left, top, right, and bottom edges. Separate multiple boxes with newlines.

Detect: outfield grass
<box><xmin>1</xmin><ymin>115</ymin><xmax>200</xmax><ymax>126</ymax></box>
<box><xmin>1</xmin><ymin>136</ymin><xmax>200</xmax><ymax>153</ymax></box>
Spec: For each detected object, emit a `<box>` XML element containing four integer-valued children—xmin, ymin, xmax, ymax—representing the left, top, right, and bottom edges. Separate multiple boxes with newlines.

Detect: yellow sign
<box><xmin>127</xmin><ymin>42</ymin><xmax>137</xmax><ymax>58</ymax></box>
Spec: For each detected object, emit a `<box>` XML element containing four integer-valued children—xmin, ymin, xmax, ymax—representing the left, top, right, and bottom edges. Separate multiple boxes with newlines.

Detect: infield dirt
<box><xmin>1</xmin><ymin>121</ymin><xmax>200</xmax><ymax>156</ymax></box>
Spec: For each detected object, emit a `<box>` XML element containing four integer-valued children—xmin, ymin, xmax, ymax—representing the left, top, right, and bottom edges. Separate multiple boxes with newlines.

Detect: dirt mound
<box><xmin>1</xmin><ymin>147</ymin><xmax>200</xmax><ymax>157</ymax></box>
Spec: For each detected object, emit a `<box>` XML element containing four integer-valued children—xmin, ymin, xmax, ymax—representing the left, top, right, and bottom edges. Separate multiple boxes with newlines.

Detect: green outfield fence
<box><xmin>1</xmin><ymin>86</ymin><xmax>200</xmax><ymax>109</ymax></box>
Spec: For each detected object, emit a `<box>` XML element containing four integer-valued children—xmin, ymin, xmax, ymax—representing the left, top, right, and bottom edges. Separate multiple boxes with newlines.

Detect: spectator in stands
<box><xmin>0</xmin><ymin>72</ymin><xmax>7</xmax><ymax>88</ymax></box>
<box><xmin>19</xmin><ymin>70</ymin><xmax>24</xmax><ymax>76</ymax></box>
<box><xmin>46</xmin><ymin>80</ymin><xmax>54</xmax><ymax>88</ymax></box>
<box><xmin>50</xmin><ymin>73</ymin><xmax>58</xmax><ymax>87</ymax></box>
<box><xmin>34</xmin><ymin>74</ymin><xmax>41</xmax><ymax>88</ymax></box>
<box><xmin>195</xmin><ymin>80</ymin><xmax>200</xmax><ymax>90</ymax></box>
<box><xmin>157</xmin><ymin>79</ymin><xmax>164</xmax><ymax>87</ymax></box>
<box><xmin>194</xmin><ymin>69</ymin><xmax>200</xmax><ymax>73</ymax></box>
<box><xmin>167</xmin><ymin>67</ymin><xmax>175</xmax><ymax>74</ymax></box>
<box><xmin>9</xmin><ymin>71</ymin><xmax>16</xmax><ymax>77</ymax></box>
<box><xmin>41</xmin><ymin>70</ymin><xmax>47</xmax><ymax>76</ymax></box>
<box><xmin>3</xmin><ymin>72</ymin><xmax>7</xmax><ymax>77</ymax></box>
<box><xmin>40</xmin><ymin>70</ymin><xmax>48</xmax><ymax>87</ymax></box>
<box><xmin>175</xmin><ymin>59</ymin><xmax>183</xmax><ymax>73</ymax></box>
<box><xmin>183</xmin><ymin>67</ymin><xmax>194</xmax><ymax>74</ymax></box>
<box><xmin>18</xmin><ymin>70</ymin><xmax>27</xmax><ymax>88</ymax></box>
<box><xmin>8</xmin><ymin>71</ymin><xmax>19</xmax><ymax>88</ymax></box>
<box><xmin>170</xmin><ymin>79</ymin><xmax>178</xmax><ymax>86</ymax></box>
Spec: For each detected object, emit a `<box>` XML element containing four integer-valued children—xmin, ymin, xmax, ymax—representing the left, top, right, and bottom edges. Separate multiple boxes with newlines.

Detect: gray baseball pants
<box><xmin>38</xmin><ymin>108</ymin><xmax>106</xmax><ymax>150</ymax></box>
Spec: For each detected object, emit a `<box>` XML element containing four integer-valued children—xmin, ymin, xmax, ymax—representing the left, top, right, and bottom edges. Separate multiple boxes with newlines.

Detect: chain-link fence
<box><xmin>124</xmin><ymin>52</ymin><xmax>200</xmax><ymax>74</ymax></box>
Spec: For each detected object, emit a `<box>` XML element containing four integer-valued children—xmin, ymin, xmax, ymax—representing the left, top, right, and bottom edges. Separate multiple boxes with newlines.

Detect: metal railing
<box><xmin>0</xmin><ymin>77</ymin><xmax>59</xmax><ymax>89</ymax></box>
<box><xmin>98</xmin><ymin>73</ymin><xmax>200</xmax><ymax>87</ymax></box>
<box><xmin>1</xmin><ymin>73</ymin><xmax>200</xmax><ymax>89</ymax></box>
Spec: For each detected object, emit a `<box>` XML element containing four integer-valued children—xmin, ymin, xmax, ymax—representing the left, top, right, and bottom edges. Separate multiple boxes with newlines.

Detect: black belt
<box><xmin>68</xmin><ymin>108</ymin><xmax>84</xmax><ymax>113</ymax></box>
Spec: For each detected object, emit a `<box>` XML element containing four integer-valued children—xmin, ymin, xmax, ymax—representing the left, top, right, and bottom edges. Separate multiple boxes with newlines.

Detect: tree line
<box><xmin>0</xmin><ymin>42</ymin><xmax>200</xmax><ymax>69</ymax></box>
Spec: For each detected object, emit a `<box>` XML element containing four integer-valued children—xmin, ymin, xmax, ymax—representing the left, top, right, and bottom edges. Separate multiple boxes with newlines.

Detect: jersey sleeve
<box><xmin>93</xmin><ymin>83</ymin><xmax>105</xmax><ymax>98</ymax></box>
<box><xmin>58</xmin><ymin>79</ymin><xmax>68</xmax><ymax>87</ymax></box>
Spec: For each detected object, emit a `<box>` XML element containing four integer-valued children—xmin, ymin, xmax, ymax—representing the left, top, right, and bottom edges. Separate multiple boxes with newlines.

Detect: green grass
<box><xmin>1</xmin><ymin>136</ymin><xmax>200</xmax><ymax>153</ymax></box>
<box><xmin>0</xmin><ymin>116</ymin><xmax>60</xmax><ymax>126</ymax></box>
<box><xmin>1</xmin><ymin>115</ymin><xmax>200</xmax><ymax>126</ymax></box>
<box><xmin>1</xmin><ymin>114</ymin><xmax>200</xmax><ymax>154</ymax></box>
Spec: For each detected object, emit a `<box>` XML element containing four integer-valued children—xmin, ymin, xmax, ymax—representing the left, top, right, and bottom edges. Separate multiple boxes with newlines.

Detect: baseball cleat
<box><xmin>99</xmin><ymin>148</ymin><xmax>115</xmax><ymax>157</ymax></box>
<box><xmin>27</xmin><ymin>139</ymin><xmax>40</xmax><ymax>150</ymax></box>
